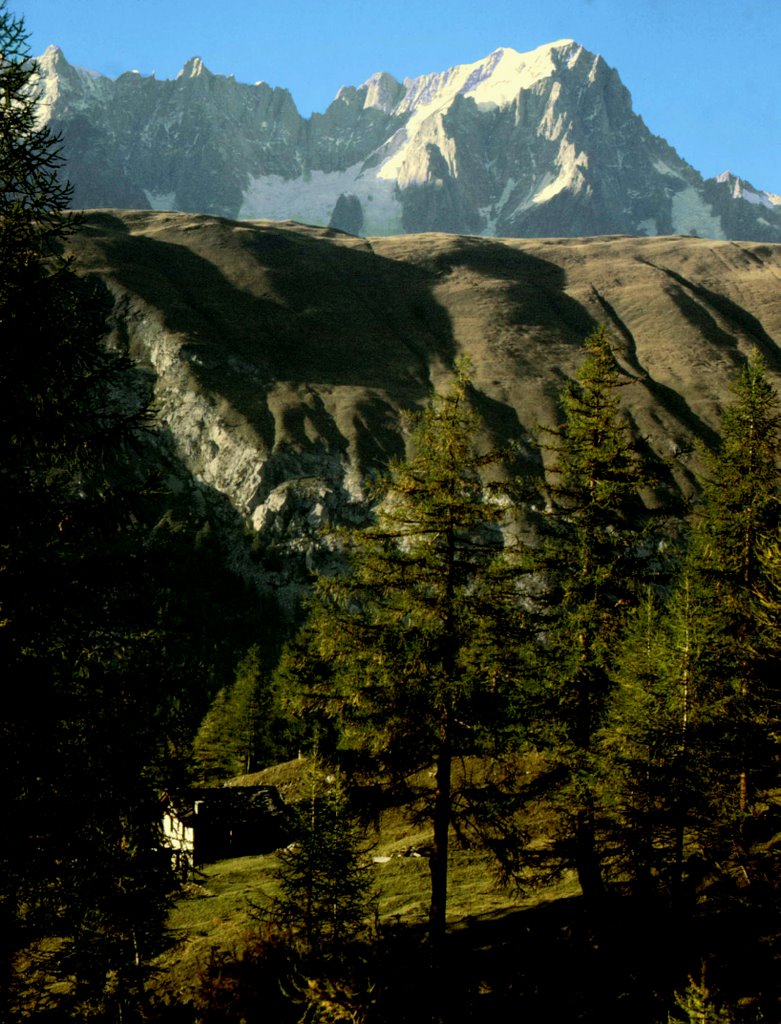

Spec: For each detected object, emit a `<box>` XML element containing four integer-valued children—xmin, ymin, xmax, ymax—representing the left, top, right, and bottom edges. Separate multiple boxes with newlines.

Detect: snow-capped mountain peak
<box><xmin>32</xmin><ymin>42</ymin><xmax>781</xmax><ymax>242</ymax></box>
<box><xmin>716</xmin><ymin>170</ymin><xmax>779</xmax><ymax>210</ymax></box>
<box><xmin>374</xmin><ymin>41</ymin><xmax>590</xmax><ymax>187</ymax></box>
<box><xmin>395</xmin><ymin>40</ymin><xmax>582</xmax><ymax>118</ymax></box>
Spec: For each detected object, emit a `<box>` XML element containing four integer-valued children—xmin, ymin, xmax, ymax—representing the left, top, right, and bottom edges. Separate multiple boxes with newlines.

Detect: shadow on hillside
<box><xmin>77</xmin><ymin>212</ymin><xmax>598</xmax><ymax>489</ymax></box>
<box><xmin>77</xmin><ymin>213</ymin><xmax>459</xmax><ymax>485</ymax></box>
<box><xmin>80</xmin><ymin>212</ymin><xmax>456</xmax><ymax>396</ymax></box>
<box><xmin>157</xmin><ymin>888</ymin><xmax>781</xmax><ymax>1023</ymax></box>
<box><xmin>76</xmin><ymin>213</ymin><xmax>763</xmax><ymax>505</ymax></box>
<box><xmin>370</xmin><ymin>895</ymin><xmax>675</xmax><ymax>1024</ymax></box>
<box><xmin>421</xmin><ymin>233</ymin><xmax>596</xmax><ymax>342</ymax></box>
<box><xmin>371</xmin><ymin>887</ymin><xmax>781</xmax><ymax>1024</ymax></box>
<box><xmin>639</xmin><ymin>258</ymin><xmax>781</xmax><ymax>372</ymax></box>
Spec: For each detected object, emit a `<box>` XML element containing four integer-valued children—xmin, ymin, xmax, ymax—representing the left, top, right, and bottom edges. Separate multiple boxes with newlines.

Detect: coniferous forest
<box><xmin>2</xmin><ymin>3</ymin><xmax>780</xmax><ymax>1021</ymax></box>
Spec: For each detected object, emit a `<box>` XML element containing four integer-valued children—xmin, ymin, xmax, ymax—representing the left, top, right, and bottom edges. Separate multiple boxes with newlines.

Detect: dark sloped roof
<box><xmin>167</xmin><ymin>785</ymin><xmax>288</xmax><ymax>825</ymax></box>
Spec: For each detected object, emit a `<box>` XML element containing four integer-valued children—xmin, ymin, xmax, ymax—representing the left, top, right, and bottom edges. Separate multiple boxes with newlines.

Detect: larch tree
<box><xmin>757</xmin><ymin>534</ymin><xmax>781</xmax><ymax>655</ymax></box>
<box><xmin>535</xmin><ymin>325</ymin><xmax>655</xmax><ymax>903</ymax></box>
<box><xmin>297</xmin><ymin>363</ymin><xmax>525</xmax><ymax>959</ymax></box>
<box><xmin>690</xmin><ymin>352</ymin><xmax>781</xmax><ymax>838</ymax></box>
<box><xmin>602</xmin><ymin>352</ymin><xmax>781</xmax><ymax>903</ymax></box>
<box><xmin>194</xmin><ymin>644</ymin><xmax>275</xmax><ymax>781</ymax></box>
<box><xmin>601</xmin><ymin>575</ymin><xmax>730</xmax><ymax>904</ymax></box>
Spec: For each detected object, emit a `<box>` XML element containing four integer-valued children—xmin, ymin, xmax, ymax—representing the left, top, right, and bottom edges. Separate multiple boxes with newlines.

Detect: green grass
<box><xmin>155</xmin><ymin>756</ymin><xmax>567</xmax><ymax>1007</ymax></box>
<box><xmin>152</xmin><ymin>763</ymin><xmax>781</xmax><ymax>1023</ymax></box>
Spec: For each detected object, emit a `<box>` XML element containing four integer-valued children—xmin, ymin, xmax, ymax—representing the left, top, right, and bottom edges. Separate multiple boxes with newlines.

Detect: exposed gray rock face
<box><xmin>329</xmin><ymin>193</ymin><xmax>364</xmax><ymax>235</ymax></box>
<box><xmin>35</xmin><ymin>42</ymin><xmax>781</xmax><ymax>241</ymax></box>
<box><xmin>67</xmin><ymin>211</ymin><xmax>781</xmax><ymax>615</ymax></box>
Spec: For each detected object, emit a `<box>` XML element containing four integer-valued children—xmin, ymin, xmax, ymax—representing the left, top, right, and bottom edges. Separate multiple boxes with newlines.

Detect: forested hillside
<box><xmin>158</xmin><ymin>336</ymin><xmax>781</xmax><ymax>1023</ymax></box>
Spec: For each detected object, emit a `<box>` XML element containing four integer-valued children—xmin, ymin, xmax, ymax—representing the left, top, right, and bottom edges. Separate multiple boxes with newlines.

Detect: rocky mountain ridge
<box><xmin>36</xmin><ymin>42</ymin><xmax>781</xmax><ymax>241</ymax></box>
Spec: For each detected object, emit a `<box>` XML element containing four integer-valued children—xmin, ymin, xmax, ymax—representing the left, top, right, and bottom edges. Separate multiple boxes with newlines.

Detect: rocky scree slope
<box><xmin>67</xmin><ymin>210</ymin><xmax>781</xmax><ymax>610</ymax></box>
<box><xmin>36</xmin><ymin>41</ymin><xmax>781</xmax><ymax>241</ymax></box>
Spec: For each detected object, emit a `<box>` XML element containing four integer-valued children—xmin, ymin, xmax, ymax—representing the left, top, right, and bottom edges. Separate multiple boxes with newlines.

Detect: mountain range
<box><xmin>36</xmin><ymin>41</ymin><xmax>781</xmax><ymax>241</ymax></box>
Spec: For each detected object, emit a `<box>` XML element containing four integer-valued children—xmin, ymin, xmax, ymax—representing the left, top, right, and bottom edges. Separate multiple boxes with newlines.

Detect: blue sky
<box><xmin>20</xmin><ymin>0</ymin><xmax>781</xmax><ymax>192</ymax></box>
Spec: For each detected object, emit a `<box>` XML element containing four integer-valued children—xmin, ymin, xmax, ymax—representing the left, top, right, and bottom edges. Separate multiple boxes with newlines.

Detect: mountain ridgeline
<box><xmin>36</xmin><ymin>41</ymin><xmax>781</xmax><ymax>241</ymax></box>
<box><xmin>66</xmin><ymin>210</ymin><xmax>781</xmax><ymax>612</ymax></box>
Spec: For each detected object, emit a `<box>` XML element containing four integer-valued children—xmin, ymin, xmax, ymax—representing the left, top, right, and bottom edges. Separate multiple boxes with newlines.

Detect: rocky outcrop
<box><xmin>329</xmin><ymin>193</ymin><xmax>364</xmax><ymax>235</ymax></box>
<box><xmin>35</xmin><ymin>43</ymin><xmax>781</xmax><ymax>241</ymax></box>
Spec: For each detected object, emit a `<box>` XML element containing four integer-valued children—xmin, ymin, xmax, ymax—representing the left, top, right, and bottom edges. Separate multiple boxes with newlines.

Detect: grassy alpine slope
<box><xmin>67</xmin><ymin>211</ymin><xmax>781</xmax><ymax>512</ymax></box>
<box><xmin>153</xmin><ymin>756</ymin><xmax>781</xmax><ymax>1022</ymax></box>
<box><xmin>155</xmin><ymin>756</ymin><xmax>579</xmax><ymax>1019</ymax></box>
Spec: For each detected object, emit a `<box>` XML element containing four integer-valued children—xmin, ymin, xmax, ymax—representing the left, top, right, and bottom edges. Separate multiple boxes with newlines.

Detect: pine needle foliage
<box><xmin>194</xmin><ymin>644</ymin><xmax>273</xmax><ymax>781</ymax></box>
<box><xmin>0</xmin><ymin>5</ymin><xmax>189</xmax><ymax>1018</ymax></box>
<box><xmin>672</xmin><ymin>972</ymin><xmax>734</xmax><ymax>1024</ymax></box>
<box><xmin>601</xmin><ymin>576</ymin><xmax>732</xmax><ymax>899</ymax></box>
<box><xmin>535</xmin><ymin>325</ymin><xmax>657</xmax><ymax>901</ymax></box>
<box><xmin>296</xmin><ymin>362</ymin><xmax>526</xmax><ymax>951</ymax></box>
<box><xmin>0</xmin><ymin>1</ymin><xmax>73</xmax><ymax>272</ymax></box>
<box><xmin>602</xmin><ymin>352</ymin><xmax>781</xmax><ymax>900</ymax></box>
<box><xmin>272</xmin><ymin>758</ymin><xmax>376</xmax><ymax>958</ymax></box>
<box><xmin>688</xmin><ymin>351</ymin><xmax>781</xmax><ymax>852</ymax></box>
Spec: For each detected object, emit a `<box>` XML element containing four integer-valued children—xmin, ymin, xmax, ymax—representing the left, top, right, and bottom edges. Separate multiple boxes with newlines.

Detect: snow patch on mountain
<box><xmin>653</xmin><ymin>159</ymin><xmax>686</xmax><ymax>180</ymax></box>
<box><xmin>538</xmin><ymin>82</ymin><xmax>567</xmax><ymax>139</ymax></box>
<box><xmin>144</xmin><ymin>190</ymin><xmax>178</xmax><ymax>211</ymax></box>
<box><xmin>533</xmin><ymin>140</ymin><xmax>588</xmax><ymax>204</ymax></box>
<box><xmin>32</xmin><ymin>41</ymin><xmax>781</xmax><ymax>242</ymax></box>
<box><xmin>239</xmin><ymin>165</ymin><xmax>403</xmax><ymax>234</ymax></box>
<box><xmin>672</xmin><ymin>187</ymin><xmax>726</xmax><ymax>238</ymax></box>
<box><xmin>716</xmin><ymin>170</ymin><xmax>777</xmax><ymax>210</ymax></box>
<box><xmin>479</xmin><ymin>177</ymin><xmax>518</xmax><ymax>234</ymax></box>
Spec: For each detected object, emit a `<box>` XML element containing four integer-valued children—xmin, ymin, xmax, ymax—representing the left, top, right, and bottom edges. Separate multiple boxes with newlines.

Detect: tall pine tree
<box><xmin>194</xmin><ymin>644</ymin><xmax>276</xmax><ymax>781</ymax></box>
<box><xmin>297</xmin><ymin>363</ymin><xmax>524</xmax><ymax>959</ymax></box>
<box><xmin>690</xmin><ymin>351</ymin><xmax>781</xmax><ymax>845</ymax></box>
<box><xmin>535</xmin><ymin>325</ymin><xmax>654</xmax><ymax>902</ymax></box>
<box><xmin>602</xmin><ymin>352</ymin><xmax>781</xmax><ymax>902</ymax></box>
<box><xmin>601</xmin><ymin>576</ymin><xmax>730</xmax><ymax>903</ymax></box>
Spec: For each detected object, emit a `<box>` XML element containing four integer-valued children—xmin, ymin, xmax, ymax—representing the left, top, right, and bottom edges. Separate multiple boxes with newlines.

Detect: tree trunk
<box><xmin>574</xmin><ymin>802</ymin><xmax>605</xmax><ymax>906</ymax></box>
<box><xmin>738</xmin><ymin>674</ymin><xmax>749</xmax><ymax>817</ymax></box>
<box><xmin>672</xmin><ymin>805</ymin><xmax>687</xmax><ymax>913</ymax></box>
<box><xmin>429</xmin><ymin>739</ymin><xmax>452</xmax><ymax>956</ymax></box>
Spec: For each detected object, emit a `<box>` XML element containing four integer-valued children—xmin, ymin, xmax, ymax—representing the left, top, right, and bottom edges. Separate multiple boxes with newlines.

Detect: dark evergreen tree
<box><xmin>535</xmin><ymin>325</ymin><xmax>655</xmax><ymax>902</ymax></box>
<box><xmin>693</xmin><ymin>351</ymin><xmax>781</xmax><ymax>821</ymax></box>
<box><xmin>602</xmin><ymin>353</ymin><xmax>781</xmax><ymax>903</ymax></box>
<box><xmin>757</xmin><ymin>535</ymin><xmax>781</xmax><ymax>650</ymax></box>
<box><xmin>598</xmin><ymin>587</ymin><xmax>668</xmax><ymax>893</ymax></box>
<box><xmin>272</xmin><ymin>757</ymin><xmax>375</xmax><ymax>957</ymax></box>
<box><xmin>601</xmin><ymin>577</ymin><xmax>729</xmax><ymax>902</ymax></box>
<box><xmin>194</xmin><ymin>644</ymin><xmax>274</xmax><ymax>781</ymax></box>
<box><xmin>193</xmin><ymin>685</ymin><xmax>236</xmax><ymax>781</ymax></box>
<box><xmin>0</xmin><ymin>5</ymin><xmax>191</xmax><ymax>1018</ymax></box>
<box><xmin>297</xmin><ymin>364</ymin><xmax>524</xmax><ymax>955</ymax></box>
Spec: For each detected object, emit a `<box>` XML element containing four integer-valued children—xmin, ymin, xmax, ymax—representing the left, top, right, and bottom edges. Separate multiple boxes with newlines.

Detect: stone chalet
<box><xmin>162</xmin><ymin>785</ymin><xmax>292</xmax><ymax>876</ymax></box>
